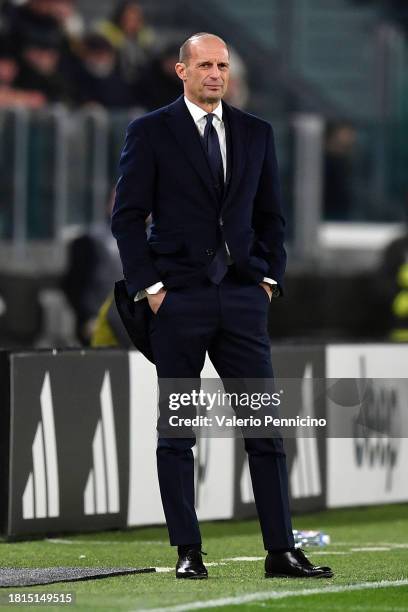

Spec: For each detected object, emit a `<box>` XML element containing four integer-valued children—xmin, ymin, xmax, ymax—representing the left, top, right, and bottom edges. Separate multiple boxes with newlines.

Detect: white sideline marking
<box><xmin>137</xmin><ymin>579</ymin><xmax>408</xmax><ymax>612</ymax></box>
<box><xmin>307</xmin><ymin>551</ymin><xmax>348</xmax><ymax>555</ymax></box>
<box><xmin>351</xmin><ymin>547</ymin><xmax>391</xmax><ymax>552</ymax></box>
<box><xmin>46</xmin><ymin>539</ymin><xmax>167</xmax><ymax>546</ymax></box>
<box><xmin>333</xmin><ymin>542</ymin><xmax>408</xmax><ymax>548</ymax></box>
<box><xmin>223</xmin><ymin>557</ymin><xmax>263</xmax><ymax>562</ymax></box>
<box><xmin>224</xmin><ymin>553</ymin><xmax>348</xmax><ymax>560</ymax></box>
<box><xmin>155</xmin><ymin>562</ymin><xmax>227</xmax><ymax>573</ymax></box>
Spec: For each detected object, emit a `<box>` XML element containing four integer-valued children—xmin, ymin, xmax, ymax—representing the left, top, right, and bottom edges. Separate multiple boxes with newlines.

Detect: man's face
<box><xmin>176</xmin><ymin>37</ymin><xmax>230</xmax><ymax>106</ymax></box>
<box><xmin>0</xmin><ymin>58</ymin><xmax>18</xmax><ymax>85</ymax></box>
<box><xmin>23</xmin><ymin>47</ymin><xmax>59</xmax><ymax>75</ymax></box>
<box><xmin>120</xmin><ymin>5</ymin><xmax>143</xmax><ymax>35</ymax></box>
<box><xmin>84</xmin><ymin>49</ymin><xmax>115</xmax><ymax>78</ymax></box>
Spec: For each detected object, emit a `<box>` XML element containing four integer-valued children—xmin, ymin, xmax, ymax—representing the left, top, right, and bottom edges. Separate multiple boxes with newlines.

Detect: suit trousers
<box><xmin>149</xmin><ymin>268</ymin><xmax>294</xmax><ymax>551</ymax></box>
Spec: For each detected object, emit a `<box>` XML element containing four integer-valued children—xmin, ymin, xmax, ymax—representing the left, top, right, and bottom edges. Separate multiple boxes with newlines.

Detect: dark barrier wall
<box><xmin>0</xmin><ymin>351</ymin><xmax>10</xmax><ymax>534</ymax></box>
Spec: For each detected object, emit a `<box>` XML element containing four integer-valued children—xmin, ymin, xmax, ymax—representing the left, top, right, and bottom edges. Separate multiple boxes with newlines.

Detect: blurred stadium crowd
<box><xmin>0</xmin><ymin>0</ymin><xmax>247</xmax><ymax>110</ymax></box>
<box><xmin>0</xmin><ymin>0</ymin><xmax>184</xmax><ymax>110</ymax></box>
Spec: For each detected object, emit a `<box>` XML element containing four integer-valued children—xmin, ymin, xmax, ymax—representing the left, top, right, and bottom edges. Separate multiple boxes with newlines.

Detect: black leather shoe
<box><xmin>176</xmin><ymin>549</ymin><xmax>208</xmax><ymax>579</ymax></box>
<box><xmin>265</xmin><ymin>548</ymin><xmax>333</xmax><ymax>578</ymax></box>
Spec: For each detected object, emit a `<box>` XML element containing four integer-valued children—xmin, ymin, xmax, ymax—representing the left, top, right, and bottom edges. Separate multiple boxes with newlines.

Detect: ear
<box><xmin>175</xmin><ymin>62</ymin><xmax>187</xmax><ymax>81</ymax></box>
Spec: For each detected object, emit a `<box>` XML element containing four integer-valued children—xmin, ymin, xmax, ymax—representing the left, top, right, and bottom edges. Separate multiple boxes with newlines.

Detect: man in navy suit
<box><xmin>112</xmin><ymin>32</ymin><xmax>333</xmax><ymax>580</ymax></box>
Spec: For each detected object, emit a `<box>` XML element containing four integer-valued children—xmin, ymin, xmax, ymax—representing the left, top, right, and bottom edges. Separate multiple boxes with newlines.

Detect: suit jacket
<box><xmin>111</xmin><ymin>95</ymin><xmax>286</xmax><ymax>358</ymax></box>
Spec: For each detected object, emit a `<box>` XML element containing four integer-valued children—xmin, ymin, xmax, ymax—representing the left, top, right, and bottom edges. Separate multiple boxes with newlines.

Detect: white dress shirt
<box><xmin>184</xmin><ymin>96</ymin><xmax>227</xmax><ymax>182</ymax></box>
<box><xmin>138</xmin><ymin>96</ymin><xmax>276</xmax><ymax>299</ymax></box>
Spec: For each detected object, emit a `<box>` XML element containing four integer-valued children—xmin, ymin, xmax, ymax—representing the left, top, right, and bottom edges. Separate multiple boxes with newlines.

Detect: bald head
<box><xmin>179</xmin><ymin>33</ymin><xmax>229</xmax><ymax>65</ymax></box>
<box><xmin>175</xmin><ymin>33</ymin><xmax>230</xmax><ymax>112</ymax></box>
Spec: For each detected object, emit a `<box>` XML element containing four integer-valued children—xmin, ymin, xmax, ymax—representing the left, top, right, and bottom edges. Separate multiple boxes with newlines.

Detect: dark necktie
<box><xmin>203</xmin><ymin>113</ymin><xmax>228</xmax><ymax>284</ymax></box>
<box><xmin>203</xmin><ymin>113</ymin><xmax>224</xmax><ymax>197</ymax></box>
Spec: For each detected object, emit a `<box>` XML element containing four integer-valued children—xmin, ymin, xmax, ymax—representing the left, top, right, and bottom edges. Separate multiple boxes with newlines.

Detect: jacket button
<box><xmin>205</xmin><ymin>248</ymin><xmax>214</xmax><ymax>256</ymax></box>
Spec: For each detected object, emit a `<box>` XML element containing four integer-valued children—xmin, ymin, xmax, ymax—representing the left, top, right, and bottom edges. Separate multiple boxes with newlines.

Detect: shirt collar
<box><xmin>184</xmin><ymin>96</ymin><xmax>223</xmax><ymax>124</ymax></box>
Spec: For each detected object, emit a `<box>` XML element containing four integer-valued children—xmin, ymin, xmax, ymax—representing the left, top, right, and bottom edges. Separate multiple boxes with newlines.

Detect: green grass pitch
<box><xmin>1</xmin><ymin>504</ymin><xmax>407</xmax><ymax>611</ymax></box>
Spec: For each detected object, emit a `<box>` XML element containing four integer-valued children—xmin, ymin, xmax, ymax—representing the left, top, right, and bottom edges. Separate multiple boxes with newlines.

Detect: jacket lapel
<box><xmin>221</xmin><ymin>101</ymin><xmax>248</xmax><ymax>212</ymax></box>
<box><xmin>223</xmin><ymin>111</ymin><xmax>232</xmax><ymax>197</ymax></box>
<box><xmin>163</xmin><ymin>96</ymin><xmax>219</xmax><ymax>204</ymax></box>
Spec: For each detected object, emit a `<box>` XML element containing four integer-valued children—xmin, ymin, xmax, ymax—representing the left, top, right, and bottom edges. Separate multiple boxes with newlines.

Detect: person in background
<box><xmin>134</xmin><ymin>42</ymin><xmax>182</xmax><ymax>111</ymax></box>
<box><xmin>90</xmin><ymin>291</ymin><xmax>133</xmax><ymax>348</ymax></box>
<box><xmin>96</xmin><ymin>0</ymin><xmax>157</xmax><ymax>83</ymax></box>
<box><xmin>3</xmin><ymin>0</ymin><xmax>64</xmax><ymax>46</ymax></box>
<box><xmin>0</xmin><ymin>34</ymin><xmax>18</xmax><ymax>95</ymax></box>
<box><xmin>71</xmin><ymin>32</ymin><xmax>134</xmax><ymax>109</ymax></box>
<box><xmin>378</xmin><ymin>223</ymin><xmax>408</xmax><ymax>341</ymax></box>
<box><xmin>62</xmin><ymin>190</ymin><xmax>123</xmax><ymax>346</ymax></box>
<box><xmin>14</xmin><ymin>19</ymin><xmax>73</xmax><ymax>105</ymax></box>
<box><xmin>0</xmin><ymin>34</ymin><xmax>45</xmax><ymax>107</ymax></box>
<box><xmin>222</xmin><ymin>47</ymin><xmax>249</xmax><ymax>109</ymax></box>
<box><xmin>43</xmin><ymin>0</ymin><xmax>84</xmax><ymax>38</ymax></box>
<box><xmin>37</xmin><ymin>0</ymin><xmax>86</xmax><ymax>83</ymax></box>
<box><xmin>323</xmin><ymin>122</ymin><xmax>357</xmax><ymax>221</ymax></box>
<box><xmin>2</xmin><ymin>0</ymin><xmax>84</xmax><ymax>86</ymax></box>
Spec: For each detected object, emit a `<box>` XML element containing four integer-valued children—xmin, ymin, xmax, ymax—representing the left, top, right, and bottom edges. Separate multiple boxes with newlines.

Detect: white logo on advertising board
<box><xmin>22</xmin><ymin>372</ymin><xmax>60</xmax><ymax>519</ymax></box>
<box><xmin>290</xmin><ymin>364</ymin><xmax>322</xmax><ymax>499</ymax></box>
<box><xmin>84</xmin><ymin>372</ymin><xmax>120</xmax><ymax>515</ymax></box>
<box><xmin>326</xmin><ymin>344</ymin><xmax>408</xmax><ymax>507</ymax></box>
